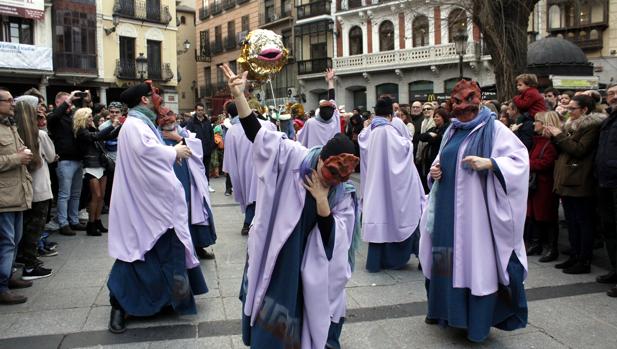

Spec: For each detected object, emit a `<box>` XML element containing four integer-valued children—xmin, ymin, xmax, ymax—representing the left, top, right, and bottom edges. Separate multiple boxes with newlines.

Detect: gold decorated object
<box><xmin>286</xmin><ymin>102</ymin><xmax>304</xmax><ymax>117</ymax></box>
<box><xmin>237</xmin><ymin>29</ymin><xmax>289</xmax><ymax>82</ymax></box>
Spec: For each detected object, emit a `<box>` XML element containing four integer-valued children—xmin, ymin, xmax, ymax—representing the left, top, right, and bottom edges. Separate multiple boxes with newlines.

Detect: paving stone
<box><xmin>29</xmin><ymin>286</ymin><xmax>100</xmax><ymax>311</ymax></box>
<box><xmin>147</xmin><ymin>336</ymin><xmax>232</xmax><ymax>349</ymax></box>
<box><xmin>347</xmin><ymin>281</ymin><xmax>426</xmax><ymax>307</ymax></box>
<box><xmin>222</xmin><ymin>296</ymin><xmax>242</xmax><ymax>320</ymax></box>
<box><xmin>2</xmin><ymin>307</ymin><xmax>90</xmax><ymax>338</ymax></box>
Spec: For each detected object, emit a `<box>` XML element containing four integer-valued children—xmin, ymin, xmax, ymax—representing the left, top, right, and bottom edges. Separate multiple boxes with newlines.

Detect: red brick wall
<box><xmin>337</xmin><ymin>21</ymin><xmax>343</xmax><ymax>57</ymax></box>
<box><xmin>367</xmin><ymin>19</ymin><xmax>373</xmax><ymax>53</ymax></box>
<box><xmin>434</xmin><ymin>6</ymin><xmax>441</xmax><ymax>45</ymax></box>
<box><xmin>398</xmin><ymin>13</ymin><xmax>405</xmax><ymax>49</ymax></box>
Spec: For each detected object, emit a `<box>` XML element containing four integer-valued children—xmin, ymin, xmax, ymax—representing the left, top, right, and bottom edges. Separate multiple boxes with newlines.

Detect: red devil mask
<box><xmin>145</xmin><ymin>80</ymin><xmax>163</xmax><ymax>116</ymax></box>
<box><xmin>320</xmin><ymin>154</ymin><xmax>360</xmax><ymax>186</ymax></box>
<box><xmin>450</xmin><ymin>80</ymin><xmax>482</xmax><ymax>120</ymax></box>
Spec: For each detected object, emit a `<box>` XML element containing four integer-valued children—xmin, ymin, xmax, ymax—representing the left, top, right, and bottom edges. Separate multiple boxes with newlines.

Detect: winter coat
<box><xmin>513</xmin><ymin>87</ymin><xmax>546</xmax><ymax>118</ymax></box>
<box><xmin>47</xmin><ymin>101</ymin><xmax>81</xmax><ymax>161</ymax></box>
<box><xmin>75</xmin><ymin>124</ymin><xmax>121</xmax><ymax>169</ymax></box>
<box><xmin>185</xmin><ymin>116</ymin><xmax>215</xmax><ymax>158</ymax></box>
<box><xmin>417</xmin><ymin>122</ymin><xmax>450</xmax><ymax>171</ymax></box>
<box><xmin>527</xmin><ymin>136</ymin><xmax>558</xmax><ymax>221</ymax></box>
<box><xmin>514</xmin><ymin>113</ymin><xmax>535</xmax><ymax>151</ymax></box>
<box><xmin>553</xmin><ymin>112</ymin><xmax>606</xmax><ymax>197</ymax></box>
<box><xmin>0</xmin><ymin>122</ymin><xmax>32</xmax><ymax>212</ymax></box>
<box><xmin>595</xmin><ymin>108</ymin><xmax>617</xmax><ymax>188</ymax></box>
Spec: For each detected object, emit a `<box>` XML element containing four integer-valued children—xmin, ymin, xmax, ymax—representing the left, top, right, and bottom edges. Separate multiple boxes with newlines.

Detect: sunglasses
<box><xmin>423</xmin><ymin>108</ymin><xmax>433</xmax><ymax>111</ymax></box>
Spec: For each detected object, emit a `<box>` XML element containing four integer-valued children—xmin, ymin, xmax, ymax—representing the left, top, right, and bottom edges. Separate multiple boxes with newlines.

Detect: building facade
<box><xmin>177</xmin><ymin>0</ymin><xmax>198</xmax><ymax>112</ymax></box>
<box><xmin>529</xmin><ymin>0</ymin><xmax>616</xmax><ymax>87</ymax></box>
<box><xmin>324</xmin><ymin>0</ymin><xmax>494</xmax><ymax>110</ymax></box>
<box><xmin>195</xmin><ymin>0</ymin><xmax>259</xmax><ymax>114</ymax></box>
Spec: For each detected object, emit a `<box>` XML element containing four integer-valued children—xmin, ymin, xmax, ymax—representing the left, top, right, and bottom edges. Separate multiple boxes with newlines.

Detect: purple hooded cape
<box><xmin>222</xmin><ymin>119</ymin><xmax>276</xmax><ymax>213</ymax></box>
<box><xmin>244</xmin><ymin>127</ymin><xmax>356</xmax><ymax>349</ymax></box>
<box><xmin>184</xmin><ymin>135</ymin><xmax>212</xmax><ymax>226</ymax></box>
<box><xmin>108</xmin><ymin>117</ymin><xmax>199</xmax><ymax>268</ymax></box>
<box><xmin>419</xmin><ymin>120</ymin><xmax>529</xmax><ymax>296</ymax></box>
<box><xmin>358</xmin><ymin>120</ymin><xmax>425</xmax><ymax>243</ymax></box>
<box><xmin>296</xmin><ymin>106</ymin><xmax>341</xmax><ymax>148</ymax></box>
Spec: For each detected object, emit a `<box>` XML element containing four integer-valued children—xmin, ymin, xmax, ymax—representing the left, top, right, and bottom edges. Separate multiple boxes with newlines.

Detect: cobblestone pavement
<box><xmin>1</xmin><ymin>176</ymin><xmax>617</xmax><ymax>349</ymax></box>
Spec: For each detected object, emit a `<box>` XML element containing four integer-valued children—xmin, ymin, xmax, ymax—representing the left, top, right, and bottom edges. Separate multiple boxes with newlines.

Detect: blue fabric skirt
<box><xmin>107</xmin><ymin>229</ymin><xmax>208</xmax><ymax>317</ymax></box>
<box><xmin>365</xmin><ymin>227</ymin><xmax>419</xmax><ymax>273</ymax></box>
<box><xmin>425</xmin><ymin>252</ymin><xmax>528</xmax><ymax>342</ymax></box>
<box><xmin>190</xmin><ymin>204</ymin><xmax>217</xmax><ymax>248</ymax></box>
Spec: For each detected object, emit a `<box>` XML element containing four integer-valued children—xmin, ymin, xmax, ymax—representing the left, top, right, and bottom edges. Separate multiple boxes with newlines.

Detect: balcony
<box><xmin>211</xmin><ymin>40</ymin><xmax>224</xmax><ymax>54</ymax></box>
<box><xmin>259</xmin><ymin>8</ymin><xmax>293</xmax><ymax>26</ymax></box>
<box><xmin>195</xmin><ymin>49</ymin><xmax>211</xmax><ymax>62</ymax></box>
<box><xmin>54</xmin><ymin>53</ymin><xmax>97</xmax><ymax>75</ymax></box>
<box><xmin>225</xmin><ymin>36</ymin><xmax>237</xmax><ymax>50</ymax></box>
<box><xmin>331</xmin><ymin>43</ymin><xmax>481</xmax><ymax>75</ymax></box>
<box><xmin>297</xmin><ymin>57</ymin><xmax>332</xmax><ymax>75</ymax></box>
<box><xmin>113</xmin><ymin>0</ymin><xmax>173</xmax><ymax>24</ymax></box>
<box><xmin>549</xmin><ymin>24</ymin><xmax>607</xmax><ymax>51</ymax></box>
<box><xmin>297</xmin><ymin>0</ymin><xmax>331</xmax><ymax>20</ymax></box>
<box><xmin>338</xmin><ymin>0</ymin><xmax>363</xmax><ymax>11</ymax></box>
<box><xmin>115</xmin><ymin>60</ymin><xmax>174</xmax><ymax>82</ymax></box>
<box><xmin>199</xmin><ymin>6</ymin><xmax>209</xmax><ymax>20</ymax></box>
<box><xmin>211</xmin><ymin>2</ymin><xmax>222</xmax><ymax>15</ymax></box>
<box><xmin>223</xmin><ymin>0</ymin><xmax>235</xmax><ymax>10</ymax></box>
<box><xmin>215</xmin><ymin>81</ymin><xmax>230</xmax><ymax>95</ymax></box>
<box><xmin>199</xmin><ymin>85</ymin><xmax>214</xmax><ymax>98</ymax></box>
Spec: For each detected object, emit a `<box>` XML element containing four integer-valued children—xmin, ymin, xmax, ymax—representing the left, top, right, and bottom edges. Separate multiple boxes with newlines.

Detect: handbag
<box><xmin>95</xmin><ymin>141</ymin><xmax>115</xmax><ymax>172</ymax></box>
<box><xmin>529</xmin><ymin>141</ymin><xmax>549</xmax><ymax>192</ymax></box>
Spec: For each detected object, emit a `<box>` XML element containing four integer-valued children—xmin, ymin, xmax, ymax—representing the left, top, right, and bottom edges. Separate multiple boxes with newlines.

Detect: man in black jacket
<box><xmin>185</xmin><ymin>102</ymin><xmax>215</xmax><ymax>192</ymax></box>
<box><xmin>47</xmin><ymin>91</ymin><xmax>86</xmax><ymax>236</ymax></box>
<box><xmin>596</xmin><ymin>83</ymin><xmax>617</xmax><ymax>296</ymax></box>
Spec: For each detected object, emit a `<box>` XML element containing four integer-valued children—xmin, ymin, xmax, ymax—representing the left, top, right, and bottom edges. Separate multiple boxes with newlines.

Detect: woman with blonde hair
<box><xmin>526</xmin><ymin>111</ymin><xmax>561</xmax><ymax>262</ymax></box>
<box><xmin>73</xmin><ymin>107</ymin><xmax>121</xmax><ymax>236</ymax></box>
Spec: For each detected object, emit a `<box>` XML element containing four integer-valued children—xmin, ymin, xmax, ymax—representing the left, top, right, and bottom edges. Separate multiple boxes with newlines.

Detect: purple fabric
<box><xmin>184</xmin><ymin>135</ymin><xmax>211</xmax><ymax>226</ymax></box>
<box><xmin>391</xmin><ymin>116</ymin><xmax>413</xmax><ymax>141</ymax></box>
<box><xmin>108</xmin><ymin>117</ymin><xmax>199</xmax><ymax>268</ymax></box>
<box><xmin>419</xmin><ymin>120</ymin><xmax>529</xmax><ymax>296</ymax></box>
<box><xmin>296</xmin><ymin>113</ymin><xmax>341</xmax><ymax>148</ymax></box>
<box><xmin>245</xmin><ymin>127</ymin><xmax>356</xmax><ymax>348</ymax></box>
<box><xmin>222</xmin><ymin>119</ymin><xmax>276</xmax><ymax>213</ymax></box>
<box><xmin>359</xmin><ymin>122</ymin><xmax>425</xmax><ymax>243</ymax></box>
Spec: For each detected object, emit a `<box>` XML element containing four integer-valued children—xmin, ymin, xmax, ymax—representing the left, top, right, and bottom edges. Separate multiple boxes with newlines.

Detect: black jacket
<box><xmin>514</xmin><ymin>113</ymin><xmax>534</xmax><ymax>152</ymax></box>
<box><xmin>47</xmin><ymin>101</ymin><xmax>81</xmax><ymax>161</ymax></box>
<box><xmin>75</xmin><ymin>125</ymin><xmax>121</xmax><ymax>169</ymax></box>
<box><xmin>596</xmin><ymin>108</ymin><xmax>617</xmax><ymax>188</ymax></box>
<box><xmin>185</xmin><ymin>116</ymin><xmax>215</xmax><ymax>158</ymax></box>
<box><xmin>417</xmin><ymin>122</ymin><xmax>450</xmax><ymax>168</ymax></box>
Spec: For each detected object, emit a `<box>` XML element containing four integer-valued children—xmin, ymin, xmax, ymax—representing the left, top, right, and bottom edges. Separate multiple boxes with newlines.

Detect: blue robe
<box><xmin>426</xmin><ymin>128</ymin><xmax>527</xmax><ymax>342</ymax></box>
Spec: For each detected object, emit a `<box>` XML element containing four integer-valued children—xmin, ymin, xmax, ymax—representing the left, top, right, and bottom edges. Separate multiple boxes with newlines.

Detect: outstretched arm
<box><xmin>326</xmin><ymin>68</ymin><xmax>335</xmax><ymax>100</ymax></box>
<box><xmin>219</xmin><ymin>64</ymin><xmax>261</xmax><ymax>142</ymax></box>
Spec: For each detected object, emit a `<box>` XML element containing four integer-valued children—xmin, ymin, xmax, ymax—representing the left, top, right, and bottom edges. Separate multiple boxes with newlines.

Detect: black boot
<box><xmin>539</xmin><ymin>248</ymin><xmax>559</xmax><ymax>263</ymax></box>
<box><xmin>563</xmin><ymin>260</ymin><xmax>591</xmax><ymax>274</ymax></box>
<box><xmin>241</xmin><ymin>223</ymin><xmax>250</xmax><ymax>236</ymax></box>
<box><xmin>596</xmin><ymin>271</ymin><xmax>617</xmax><ymax>284</ymax></box>
<box><xmin>108</xmin><ymin>307</ymin><xmax>126</xmax><ymax>334</ymax></box>
<box><xmin>539</xmin><ymin>223</ymin><xmax>559</xmax><ymax>262</ymax></box>
<box><xmin>95</xmin><ymin>219</ymin><xmax>108</xmax><ymax>233</ymax></box>
<box><xmin>526</xmin><ymin>243</ymin><xmax>543</xmax><ymax>256</ymax></box>
<box><xmin>86</xmin><ymin>222</ymin><xmax>102</xmax><ymax>236</ymax></box>
<box><xmin>555</xmin><ymin>255</ymin><xmax>577</xmax><ymax>269</ymax></box>
<box><xmin>196</xmin><ymin>248</ymin><xmax>215</xmax><ymax>260</ymax></box>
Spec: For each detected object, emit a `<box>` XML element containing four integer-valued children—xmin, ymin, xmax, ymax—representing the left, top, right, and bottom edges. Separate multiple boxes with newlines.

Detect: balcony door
<box><xmin>147</xmin><ymin>40</ymin><xmax>162</xmax><ymax>79</ymax></box>
<box><xmin>311</xmin><ymin>42</ymin><xmax>328</xmax><ymax>72</ymax></box>
<box><xmin>119</xmin><ymin>36</ymin><xmax>135</xmax><ymax>77</ymax></box>
<box><xmin>146</xmin><ymin>0</ymin><xmax>161</xmax><ymax>22</ymax></box>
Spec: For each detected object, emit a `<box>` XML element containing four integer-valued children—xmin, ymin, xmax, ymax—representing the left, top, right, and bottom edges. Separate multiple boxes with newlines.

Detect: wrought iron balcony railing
<box><xmin>211</xmin><ymin>2</ymin><xmax>223</xmax><ymax>15</ymax></box>
<box><xmin>223</xmin><ymin>0</ymin><xmax>235</xmax><ymax>10</ymax></box>
<box><xmin>115</xmin><ymin>60</ymin><xmax>174</xmax><ymax>82</ymax></box>
<box><xmin>200</xmin><ymin>85</ymin><xmax>215</xmax><ymax>98</ymax></box>
<box><xmin>195</xmin><ymin>49</ymin><xmax>211</xmax><ymax>62</ymax></box>
<box><xmin>54</xmin><ymin>53</ymin><xmax>97</xmax><ymax>74</ymax></box>
<box><xmin>199</xmin><ymin>6</ymin><xmax>209</xmax><ymax>20</ymax></box>
<box><xmin>113</xmin><ymin>0</ymin><xmax>172</xmax><ymax>24</ymax></box>
<box><xmin>296</xmin><ymin>0</ymin><xmax>331</xmax><ymax>20</ymax></box>
<box><xmin>211</xmin><ymin>40</ymin><xmax>224</xmax><ymax>54</ymax></box>
<box><xmin>297</xmin><ymin>57</ymin><xmax>331</xmax><ymax>75</ymax></box>
<box><xmin>225</xmin><ymin>36</ymin><xmax>237</xmax><ymax>50</ymax></box>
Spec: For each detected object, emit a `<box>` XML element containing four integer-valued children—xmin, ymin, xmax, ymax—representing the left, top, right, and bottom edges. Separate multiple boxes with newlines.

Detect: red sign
<box><xmin>0</xmin><ymin>1</ymin><xmax>45</xmax><ymax>20</ymax></box>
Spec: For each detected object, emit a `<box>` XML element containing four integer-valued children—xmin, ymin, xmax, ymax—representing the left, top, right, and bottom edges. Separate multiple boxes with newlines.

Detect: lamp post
<box><xmin>136</xmin><ymin>53</ymin><xmax>148</xmax><ymax>80</ymax></box>
<box><xmin>177</xmin><ymin>40</ymin><xmax>191</xmax><ymax>54</ymax></box>
<box><xmin>453</xmin><ymin>30</ymin><xmax>469</xmax><ymax>81</ymax></box>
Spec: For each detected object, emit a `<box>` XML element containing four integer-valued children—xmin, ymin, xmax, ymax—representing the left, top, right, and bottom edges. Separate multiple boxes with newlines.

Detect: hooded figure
<box><xmin>297</xmin><ymin>99</ymin><xmax>341</xmax><ymax>148</ymax></box>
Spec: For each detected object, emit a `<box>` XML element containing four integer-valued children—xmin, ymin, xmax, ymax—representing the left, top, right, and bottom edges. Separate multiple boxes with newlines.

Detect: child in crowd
<box><xmin>513</xmin><ymin>74</ymin><xmax>546</xmax><ymax>119</ymax></box>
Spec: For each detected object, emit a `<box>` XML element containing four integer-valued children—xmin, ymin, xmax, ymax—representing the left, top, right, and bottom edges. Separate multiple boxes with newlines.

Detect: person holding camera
<box><xmin>47</xmin><ymin>90</ymin><xmax>89</xmax><ymax>236</ymax></box>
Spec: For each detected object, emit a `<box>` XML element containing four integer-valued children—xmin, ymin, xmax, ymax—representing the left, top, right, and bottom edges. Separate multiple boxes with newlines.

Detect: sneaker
<box><xmin>78</xmin><ymin>209</ymin><xmax>89</xmax><ymax>222</ymax></box>
<box><xmin>44</xmin><ymin>241</ymin><xmax>58</xmax><ymax>251</ymax></box>
<box><xmin>208</xmin><ymin>186</ymin><xmax>215</xmax><ymax>193</ymax></box>
<box><xmin>38</xmin><ymin>246</ymin><xmax>58</xmax><ymax>257</ymax></box>
<box><xmin>224</xmin><ymin>189</ymin><xmax>232</xmax><ymax>196</ymax></box>
<box><xmin>22</xmin><ymin>266</ymin><xmax>53</xmax><ymax>281</ymax></box>
<box><xmin>44</xmin><ymin>220</ymin><xmax>60</xmax><ymax>232</ymax></box>
<box><xmin>59</xmin><ymin>225</ymin><xmax>76</xmax><ymax>236</ymax></box>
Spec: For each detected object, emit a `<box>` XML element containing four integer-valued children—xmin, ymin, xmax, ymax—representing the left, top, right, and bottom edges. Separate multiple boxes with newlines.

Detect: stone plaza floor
<box><xmin>1</xmin><ymin>175</ymin><xmax>617</xmax><ymax>349</ymax></box>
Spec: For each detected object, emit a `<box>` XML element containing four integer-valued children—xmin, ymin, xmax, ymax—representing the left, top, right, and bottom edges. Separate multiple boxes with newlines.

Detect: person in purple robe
<box><xmin>106</xmin><ymin>83</ymin><xmax>208</xmax><ymax>334</ymax></box>
<box><xmin>358</xmin><ymin>97</ymin><xmax>425</xmax><ymax>272</ymax></box>
<box><xmin>296</xmin><ymin>69</ymin><xmax>341</xmax><ymax>148</ymax></box>
<box><xmin>222</xmin><ymin>102</ymin><xmax>276</xmax><ymax>235</ymax></box>
<box><xmin>220</xmin><ymin>64</ymin><xmax>361</xmax><ymax>349</ymax></box>
<box><xmin>420</xmin><ymin>80</ymin><xmax>529</xmax><ymax>342</ymax></box>
<box><xmin>157</xmin><ymin>107</ymin><xmax>217</xmax><ymax>259</ymax></box>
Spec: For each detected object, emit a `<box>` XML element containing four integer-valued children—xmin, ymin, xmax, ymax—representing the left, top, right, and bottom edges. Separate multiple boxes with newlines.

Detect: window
<box><xmin>409</xmin><ymin>80</ymin><xmax>434</xmax><ymax>101</ymax></box>
<box><xmin>0</xmin><ymin>17</ymin><xmax>33</xmax><ymax>44</ymax></box>
<box><xmin>282</xmin><ymin>29</ymin><xmax>292</xmax><ymax>54</ymax></box>
<box><xmin>204</xmin><ymin>67</ymin><xmax>212</xmax><ymax>87</ymax></box>
<box><xmin>444</xmin><ymin>78</ymin><xmax>462</xmax><ymax>94</ymax></box>
<box><xmin>376</xmin><ymin>83</ymin><xmax>398</xmax><ymax>102</ymax></box>
<box><xmin>228</xmin><ymin>60</ymin><xmax>237</xmax><ymax>74</ymax></box>
<box><xmin>226</xmin><ymin>20</ymin><xmax>236</xmax><ymax>49</ymax></box>
<box><xmin>214</xmin><ymin>25</ymin><xmax>222</xmax><ymax>52</ymax></box>
<box><xmin>119</xmin><ymin>36</ymin><xmax>135</xmax><ymax>77</ymax></box>
<box><xmin>282</xmin><ymin>0</ymin><xmax>292</xmax><ymax>17</ymax></box>
<box><xmin>448</xmin><ymin>8</ymin><xmax>467</xmax><ymax>43</ymax></box>
<box><xmin>180</xmin><ymin>16</ymin><xmax>186</xmax><ymax>25</ymax></box>
<box><xmin>265</xmin><ymin>0</ymin><xmax>275</xmax><ymax>22</ymax></box>
<box><xmin>548</xmin><ymin>5</ymin><xmax>561</xmax><ymax>29</ymax></box>
<box><xmin>147</xmin><ymin>40</ymin><xmax>162</xmax><ymax>79</ymax></box>
<box><xmin>241</xmin><ymin>15</ymin><xmax>249</xmax><ymax>32</ymax></box>
<box><xmin>379</xmin><ymin>20</ymin><xmax>394</xmax><ymax>51</ymax></box>
<box><xmin>54</xmin><ymin>8</ymin><xmax>97</xmax><ymax>72</ymax></box>
<box><xmin>412</xmin><ymin>15</ymin><xmax>429</xmax><ymax>47</ymax></box>
<box><xmin>348</xmin><ymin>26</ymin><xmax>363</xmax><ymax>55</ymax></box>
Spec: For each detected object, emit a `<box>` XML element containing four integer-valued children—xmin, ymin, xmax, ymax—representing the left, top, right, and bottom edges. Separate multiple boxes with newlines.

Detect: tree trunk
<box><xmin>471</xmin><ymin>0</ymin><xmax>539</xmax><ymax>101</ymax></box>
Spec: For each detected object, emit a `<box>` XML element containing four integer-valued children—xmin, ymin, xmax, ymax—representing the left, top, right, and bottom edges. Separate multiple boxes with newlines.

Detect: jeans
<box><xmin>562</xmin><ymin>196</ymin><xmax>595</xmax><ymax>262</ymax></box>
<box><xmin>244</xmin><ymin>203</ymin><xmax>256</xmax><ymax>226</ymax></box>
<box><xmin>0</xmin><ymin>212</ymin><xmax>23</xmax><ymax>292</ymax></box>
<box><xmin>56</xmin><ymin>160</ymin><xmax>83</xmax><ymax>227</ymax></box>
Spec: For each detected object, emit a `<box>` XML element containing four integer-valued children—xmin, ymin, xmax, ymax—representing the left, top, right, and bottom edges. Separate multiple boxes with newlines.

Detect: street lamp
<box><xmin>177</xmin><ymin>39</ymin><xmax>191</xmax><ymax>54</ymax></box>
<box><xmin>136</xmin><ymin>53</ymin><xmax>148</xmax><ymax>80</ymax></box>
<box><xmin>454</xmin><ymin>30</ymin><xmax>469</xmax><ymax>81</ymax></box>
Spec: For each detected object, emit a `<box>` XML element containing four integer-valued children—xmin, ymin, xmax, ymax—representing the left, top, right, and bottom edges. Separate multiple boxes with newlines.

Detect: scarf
<box><xmin>230</xmin><ymin>116</ymin><xmax>240</xmax><ymax>125</ymax></box>
<box><xmin>370</xmin><ymin>116</ymin><xmax>390</xmax><ymax>129</ymax></box>
<box><xmin>299</xmin><ymin>146</ymin><xmax>361</xmax><ymax>270</ymax></box>
<box><xmin>129</xmin><ymin>106</ymin><xmax>163</xmax><ymax>143</ymax></box>
<box><xmin>424</xmin><ymin>106</ymin><xmax>495</xmax><ymax>238</ymax></box>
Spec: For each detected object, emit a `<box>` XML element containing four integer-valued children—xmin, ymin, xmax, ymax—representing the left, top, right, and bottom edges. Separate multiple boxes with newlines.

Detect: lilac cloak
<box><xmin>358</xmin><ymin>121</ymin><xmax>425</xmax><ymax>243</ymax></box>
<box><xmin>184</xmin><ymin>135</ymin><xmax>212</xmax><ymax>227</ymax></box>
<box><xmin>222</xmin><ymin>119</ymin><xmax>276</xmax><ymax>213</ymax></box>
<box><xmin>108</xmin><ymin>117</ymin><xmax>199</xmax><ymax>269</ymax></box>
<box><xmin>419</xmin><ymin>120</ymin><xmax>529</xmax><ymax>296</ymax></box>
<box><xmin>296</xmin><ymin>113</ymin><xmax>341</xmax><ymax>148</ymax></box>
<box><xmin>244</xmin><ymin>127</ymin><xmax>356</xmax><ymax>349</ymax></box>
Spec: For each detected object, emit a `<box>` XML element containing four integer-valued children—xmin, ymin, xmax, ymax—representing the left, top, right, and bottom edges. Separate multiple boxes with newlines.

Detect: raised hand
<box><xmin>219</xmin><ymin>64</ymin><xmax>248</xmax><ymax>98</ymax></box>
<box><xmin>325</xmin><ymin>68</ymin><xmax>335</xmax><ymax>82</ymax></box>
